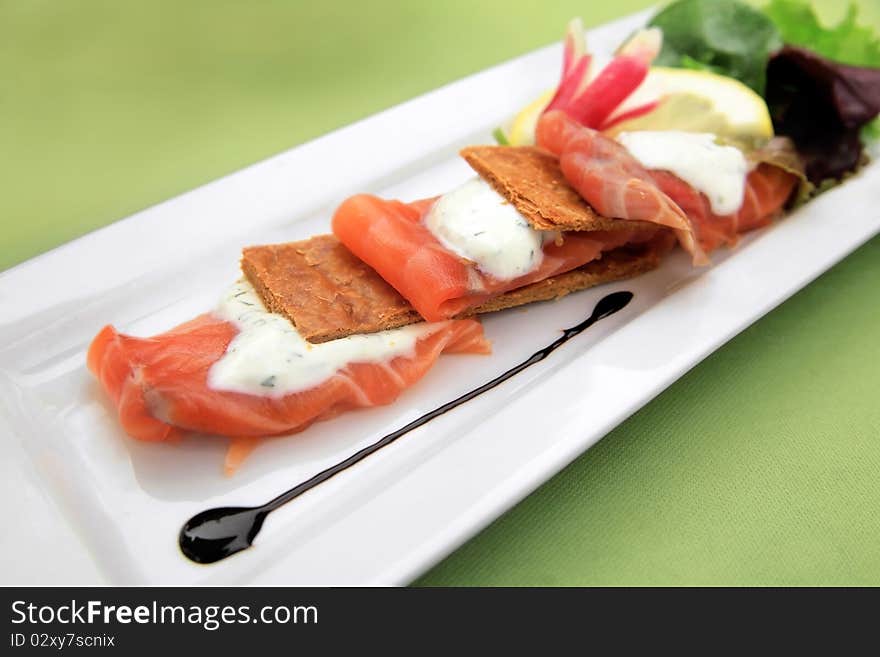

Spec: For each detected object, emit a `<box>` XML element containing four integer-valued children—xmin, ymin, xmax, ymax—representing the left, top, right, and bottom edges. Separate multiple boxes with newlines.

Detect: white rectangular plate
<box><xmin>1</xmin><ymin>10</ymin><xmax>879</xmax><ymax>585</ymax></box>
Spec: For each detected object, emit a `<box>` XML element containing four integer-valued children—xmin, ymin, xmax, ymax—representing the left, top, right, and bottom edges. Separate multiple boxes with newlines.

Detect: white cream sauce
<box><xmin>425</xmin><ymin>177</ymin><xmax>555</xmax><ymax>280</ymax></box>
<box><xmin>207</xmin><ymin>280</ymin><xmax>441</xmax><ymax>397</ymax></box>
<box><xmin>617</xmin><ymin>131</ymin><xmax>748</xmax><ymax>215</ymax></box>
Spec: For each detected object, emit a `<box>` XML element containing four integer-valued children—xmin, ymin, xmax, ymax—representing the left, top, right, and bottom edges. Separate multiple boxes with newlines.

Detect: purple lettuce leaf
<box><xmin>766</xmin><ymin>46</ymin><xmax>880</xmax><ymax>185</ymax></box>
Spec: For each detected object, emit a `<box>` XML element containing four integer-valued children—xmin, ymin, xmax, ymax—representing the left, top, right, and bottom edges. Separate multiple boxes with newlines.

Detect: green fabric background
<box><xmin>3</xmin><ymin>1</ymin><xmax>878</xmax><ymax>585</ymax></box>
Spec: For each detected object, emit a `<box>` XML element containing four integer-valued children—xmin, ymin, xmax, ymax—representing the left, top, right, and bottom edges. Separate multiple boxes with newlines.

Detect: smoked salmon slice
<box><xmin>649</xmin><ymin>164</ymin><xmax>798</xmax><ymax>252</ymax></box>
<box><xmin>537</xmin><ymin>110</ymin><xmax>708</xmax><ymax>264</ymax></box>
<box><xmin>331</xmin><ymin>193</ymin><xmax>657</xmax><ymax>322</ymax></box>
<box><xmin>88</xmin><ymin>313</ymin><xmax>490</xmax><ymax>444</ymax></box>
<box><xmin>536</xmin><ymin>110</ymin><xmax>799</xmax><ymax>259</ymax></box>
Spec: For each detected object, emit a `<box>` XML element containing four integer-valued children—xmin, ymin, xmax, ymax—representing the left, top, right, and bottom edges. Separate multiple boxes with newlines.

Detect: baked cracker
<box><xmin>242</xmin><ymin>232</ymin><xmax>672</xmax><ymax>342</ymax></box>
<box><xmin>461</xmin><ymin>145</ymin><xmax>650</xmax><ymax>233</ymax></box>
<box><xmin>241</xmin><ymin>235</ymin><xmax>421</xmax><ymax>343</ymax></box>
<box><xmin>465</xmin><ymin>231</ymin><xmax>674</xmax><ymax>314</ymax></box>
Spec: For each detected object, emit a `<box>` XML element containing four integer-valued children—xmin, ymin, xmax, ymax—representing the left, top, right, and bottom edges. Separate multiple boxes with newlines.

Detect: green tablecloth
<box><xmin>3</xmin><ymin>1</ymin><xmax>878</xmax><ymax>585</ymax></box>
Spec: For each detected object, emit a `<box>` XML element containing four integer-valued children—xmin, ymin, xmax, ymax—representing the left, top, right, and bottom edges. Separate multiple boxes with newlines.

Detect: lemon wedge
<box><xmin>503</xmin><ymin>66</ymin><xmax>774</xmax><ymax>146</ymax></box>
<box><xmin>505</xmin><ymin>90</ymin><xmax>554</xmax><ymax>146</ymax></box>
<box><xmin>607</xmin><ymin>67</ymin><xmax>774</xmax><ymax>141</ymax></box>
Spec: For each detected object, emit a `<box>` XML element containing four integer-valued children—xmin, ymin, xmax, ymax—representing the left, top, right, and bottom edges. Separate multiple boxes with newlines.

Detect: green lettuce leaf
<box><xmin>763</xmin><ymin>0</ymin><xmax>880</xmax><ymax>68</ymax></box>
<box><xmin>492</xmin><ymin>127</ymin><xmax>510</xmax><ymax>146</ymax></box>
<box><xmin>649</xmin><ymin>0</ymin><xmax>782</xmax><ymax>94</ymax></box>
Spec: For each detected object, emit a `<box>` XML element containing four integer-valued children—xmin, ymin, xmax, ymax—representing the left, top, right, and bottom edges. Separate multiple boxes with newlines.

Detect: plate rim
<box><xmin>1</xmin><ymin>7</ymin><xmax>879</xmax><ymax>585</ymax></box>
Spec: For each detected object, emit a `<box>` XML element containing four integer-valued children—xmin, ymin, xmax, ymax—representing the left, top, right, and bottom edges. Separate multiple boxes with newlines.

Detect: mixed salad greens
<box><xmin>763</xmin><ymin>0</ymin><xmax>880</xmax><ymax>68</ymax></box>
<box><xmin>498</xmin><ymin>0</ymin><xmax>880</xmax><ymax>191</ymax></box>
<box><xmin>651</xmin><ymin>0</ymin><xmax>783</xmax><ymax>94</ymax></box>
<box><xmin>649</xmin><ymin>0</ymin><xmax>880</xmax><ymax>184</ymax></box>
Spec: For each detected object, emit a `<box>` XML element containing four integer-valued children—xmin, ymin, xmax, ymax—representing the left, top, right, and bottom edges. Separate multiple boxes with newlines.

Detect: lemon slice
<box><xmin>505</xmin><ymin>90</ymin><xmax>554</xmax><ymax>146</ymax></box>
<box><xmin>607</xmin><ymin>67</ymin><xmax>774</xmax><ymax>141</ymax></box>
<box><xmin>504</xmin><ymin>66</ymin><xmax>774</xmax><ymax>146</ymax></box>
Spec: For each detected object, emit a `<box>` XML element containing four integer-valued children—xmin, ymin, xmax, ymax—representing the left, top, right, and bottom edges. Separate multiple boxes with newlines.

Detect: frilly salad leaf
<box><xmin>763</xmin><ymin>0</ymin><xmax>880</xmax><ymax>68</ymax></box>
<box><xmin>762</xmin><ymin>0</ymin><xmax>880</xmax><ymax>158</ymax></box>
<box><xmin>649</xmin><ymin>0</ymin><xmax>781</xmax><ymax>94</ymax></box>
<box><xmin>766</xmin><ymin>46</ymin><xmax>880</xmax><ymax>184</ymax></box>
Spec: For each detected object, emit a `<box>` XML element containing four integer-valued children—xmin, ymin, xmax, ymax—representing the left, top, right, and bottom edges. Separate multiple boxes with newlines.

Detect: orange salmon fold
<box><xmin>88</xmin><ymin>314</ymin><xmax>490</xmax><ymax>443</ymax></box>
<box><xmin>649</xmin><ymin>164</ymin><xmax>798</xmax><ymax>252</ymax></box>
<box><xmin>331</xmin><ymin>194</ymin><xmax>656</xmax><ymax>322</ymax></box>
<box><xmin>536</xmin><ymin>110</ymin><xmax>799</xmax><ymax>259</ymax></box>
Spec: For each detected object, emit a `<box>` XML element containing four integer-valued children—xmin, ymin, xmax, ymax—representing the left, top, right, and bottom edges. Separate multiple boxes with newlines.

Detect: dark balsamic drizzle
<box><xmin>179</xmin><ymin>291</ymin><xmax>633</xmax><ymax>564</ymax></box>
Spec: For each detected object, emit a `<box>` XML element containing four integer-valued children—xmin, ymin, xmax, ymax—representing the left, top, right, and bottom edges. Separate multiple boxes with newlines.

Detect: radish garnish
<box><xmin>561</xmin><ymin>17</ymin><xmax>586</xmax><ymax>76</ymax></box>
<box><xmin>616</xmin><ymin>27</ymin><xmax>662</xmax><ymax>64</ymax></box>
<box><xmin>600</xmin><ymin>99</ymin><xmax>661</xmax><ymax>131</ymax></box>
<box><xmin>543</xmin><ymin>25</ymin><xmax>663</xmax><ymax>130</ymax></box>
<box><xmin>545</xmin><ymin>55</ymin><xmax>592</xmax><ymax>114</ymax></box>
<box><xmin>567</xmin><ymin>56</ymin><xmax>650</xmax><ymax>128</ymax></box>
